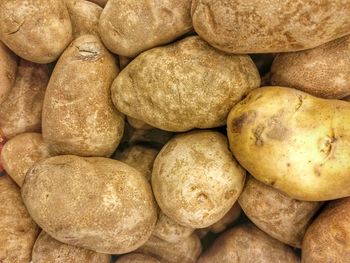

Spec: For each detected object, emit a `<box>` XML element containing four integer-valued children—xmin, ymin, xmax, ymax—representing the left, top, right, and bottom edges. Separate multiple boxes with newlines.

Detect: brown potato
<box><xmin>1</xmin><ymin>133</ymin><xmax>50</xmax><ymax>187</ymax></box>
<box><xmin>0</xmin><ymin>175</ymin><xmax>39</xmax><ymax>263</ymax></box>
<box><xmin>0</xmin><ymin>41</ymin><xmax>17</xmax><ymax>104</ymax></box>
<box><xmin>42</xmin><ymin>35</ymin><xmax>124</xmax><ymax>157</ymax></box>
<box><xmin>32</xmin><ymin>231</ymin><xmax>111</xmax><ymax>263</ymax></box>
<box><xmin>127</xmin><ymin>116</ymin><xmax>154</xmax><ymax>130</ymax></box>
<box><xmin>0</xmin><ymin>60</ymin><xmax>49</xmax><ymax>139</ymax></box>
<box><xmin>198</xmin><ymin>224</ymin><xmax>299</xmax><ymax>263</ymax></box>
<box><xmin>112</xmin><ymin>36</ymin><xmax>260</xmax><ymax>132</ymax></box>
<box><xmin>0</xmin><ymin>0</ymin><xmax>72</xmax><ymax>63</ymax></box>
<box><xmin>192</xmin><ymin>0</ymin><xmax>350</xmax><ymax>54</ymax></box>
<box><xmin>239</xmin><ymin>176</ymin><xmax>322</xmax><ymax>247</ymax></box>
<box><xmin>22</xmin><ymin>155</ymin><xmax>157</xmax><ymax>254</ymax></box>
<box><xmin>116</xmin><ymin>253</ymin><xmax>160</xmax><ymax>263</ymax></box>
<box><xmin>99</xmin><ymin>0</ymin><xmax>192</xmax><ymax>57</ymax></box>
<box><xmin>271</xmin><ymin>35</ymin><xmax>350</xmax><ymax>99</ymax></box>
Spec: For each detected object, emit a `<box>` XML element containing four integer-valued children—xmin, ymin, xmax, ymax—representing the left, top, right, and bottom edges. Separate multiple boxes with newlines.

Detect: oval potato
<box><xmin>0</xmin><ymin>41</ymin><xmax>17</xmax><ymax>104</ymax></box>
<box><xmin>116</xmin><ymin>253</ymin><xmax>160</xmax><ymax>263</ymax></box>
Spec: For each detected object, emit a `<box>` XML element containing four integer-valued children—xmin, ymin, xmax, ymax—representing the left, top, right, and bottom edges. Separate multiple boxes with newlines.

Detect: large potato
<box><xmin>192</xmin><ymin>0</ymin><xmax>350</xmax><ymax>54</ymax></box>
<box><xmin>42</xmin><ymin>35</ymin><xmax>124</xmax><ymax>157</ymax></box>
<box><xmin>0</xmin><ymin>60</ymin><xmax>49</xmax><ymax>139</ymax></box>
<box><xmin>0</xmin><ymin>41</ymin><xmax>17</xmax><ymax>104</ymax></box>
<box><xmin>271</xmin><ymin>35</ymin><xmax>350</xmax><ymax>99</ymax></box>
<box><xmin>198</xmin><ymin>224</ymin><xmax>299</xmax><ymax>263</ymax></box>
<box><xmin>22</xmin><ymin>155</ymin><xmax>157</xmax><ymax>254</ymax></box>
<box><xmin>99</xmin><ymin>0</ymin><xmax>192</xmax><ymax>57</ymax></box>
<box><xmin>112</xmin><ymin>36</ymin><xmax>260</xmax><ymax>132</ymax></box>
<box><xmin>116</xmin><ymin>253</ymin><xmax>160</xmax><ymax>263</ymax></box>
<box><xmin>0</xmin><ymin>175</ymin><xmax>39</xmax><ymax>263</ymax></box>
<box><xmin>227</xmin><ymin>86</ymin><xmax>350</xmax><ymax>201</ymax></box>
<box><xmin>152</xmin><ymin>131</ymin><xmax>246</xmax><ymax>228</ymax></box>
<box><xmin>0</xmin><ymin>0</ymin><xmax>72</xmax><ymax>63</ymax></box>
<box><xmin>239</xmin><ymin>176</ymin><xmax>322</xmax><ymax>247</ymax></box>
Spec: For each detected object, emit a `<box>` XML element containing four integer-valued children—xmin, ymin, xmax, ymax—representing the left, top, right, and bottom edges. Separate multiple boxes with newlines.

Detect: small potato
<box><xmin>0</xmin><ymin>60</ymin><xmax>49</xmax><ymax>139</ymax></box>
<box><xmin>127</xmin><ymin>116</ymin><xmax>154</xmax><ymax>130</ymax></box>
<box><xmin>22</xmin><ymin>155</ymin><xmax>157</xmax><ymax>254</ymax></box>
<box><xmin>99</xmin><ymin>0</ymin><xmax>192</xmax><ymax>57</ymax></box>
<box><xmin>42</xmin><ymin>35</ymin><xmax>124</xmax><ymax>157</ymax></box>
<box><xmin>198</xmin><ymin>224</ymin><xmax>299</xmax><ymax>263</ymax></box>
<box><xmin>152</xmin><ymin>131</ymin><xmax>246</xmax><ymax>228</ymax></box>
<box><xmin>302</xmin><ymin>197</ymin><xmax>350</xmax><ymax>263</ymax></box>
<box><xmin>0</xmin><ymin>0</ymin><xmax>72</xmax><ymax>63</ymax></box>
<box><xmin>32</xmin><ymin>231</ymin><xmax>111</xmax><ymax>263</ymax></box>
<box><xmin>271</xmin><ymin>35</ymin><xmax>350</xmax><ymax>99</ymax></box>
<box><xmin>0</xmin><ymin>41</ymin><xmax>17</xmax><ymax>104</ymax></box>
<box><xmin>1</xmin><ymin>133</ymin><xmax>50</xmax><ymax>187</ymax></box>
<box><xmin>0</xmin><ymin>175</ymin><xmax>39</xmax><ymax>263</ymax></box>
<box><xmin>239</xmin><ymin>176</ymin><xmax>322</xmax><ymax>247</ymax></box>
<box><xmin>112</xmin><ymin>36</ymin><xmax>260</xmax><ymax>132</ymax></box>
<box><xmin>116</xmin><ymin>253</ymin><xmax>160</xmax><ymax>263</ymax></box>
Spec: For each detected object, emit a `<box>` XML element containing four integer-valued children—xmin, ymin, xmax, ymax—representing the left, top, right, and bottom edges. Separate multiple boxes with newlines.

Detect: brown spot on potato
<box><xmin>253</xmin><ymin>125</ymin><xmax>265</xmax><ymax>147</ymax></box>
<box><xmin>231</xmin><ymin>111</ymin><xmax>256</xmax><ymax>133</ymax></box>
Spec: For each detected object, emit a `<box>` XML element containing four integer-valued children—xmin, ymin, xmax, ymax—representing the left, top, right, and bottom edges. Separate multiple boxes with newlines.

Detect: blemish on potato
<box><xmin>231</xmin><ymin>111</ymin><xmax>256</xmax><ymax>133</ymax></box>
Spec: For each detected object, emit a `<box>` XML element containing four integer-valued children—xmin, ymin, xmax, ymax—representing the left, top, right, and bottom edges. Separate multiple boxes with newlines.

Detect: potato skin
<box><xmin>127</xmin><ymin>116</ymin><xmax>154</xmax><ymax>130</ymax></box>
<box><xmin>0</xmin><ymin>175</ymin><xmax>39</xmax><ymax>263</ymax></box>
<box><xmin>32</xmin><ymin>231</ymin><xmax>111</xmax><ymax>263</ymax></box>
<box><xmin>116</xmin><ymin>253</ymin><xmax>160</xmax><ymax>263</ymax></box>
<box><xmin>227</xmin><ymin>86</ymin><xmax>350</xmax><ymax>201</ymax></box>
<box><xmin>152</xmin><ymin>131</ymin><xmax>246</xmax><ymax>228</ymax></box>
<box><xmin>302</xmin><ymin>197</ymin><xmax>350</xmax><ymax>263</ymax></box>
<box><xmin>192</xmin><ymin>0</ymin><xmax>350</xmax><ymax>54</ymax></box>
<box><xmin>99</xmin><ymin>0</ymin><xmax>192</xmax><ymax>57</ymax></box>
<box><xmin>0</xmin><ymin>42</ymin><xmax>17</xmax><ymax>104</ymax></box>
<box><xmin>271</xmin><ymin>35</ymin><xmax>350</xmax><ymax>99</ymax></box>
<box><xmin>198</xmin><ymin>224</ymin><xmax>299</xmax><ymax>263</ymax></box>
<box><xmin>0</xmin><ymin>0</ymin><xmax>72</xmax><ymax>63</ymax></box>
<box><xmin>22</xmin><ymin>155</ymin><xmax>157</xmax><ymax>254</ymax></box>
<box><xmin>42</xmin><ymin>35</ymin><xmax>124</xmax><ymax>157</ymax></box>
<box><xmin>239</xmin><ymin>176</ymin><xmax>322</xmax><ymax>247</ymax></box>
<box><xmin>1</xmin><ymin>133</ymin><xmax>50</xmax><ymax>187</ymax></box>
<box><xmin>112</xmin><ymin>36</ymin><xmax>260</xmax><ymax>132</ymax></box>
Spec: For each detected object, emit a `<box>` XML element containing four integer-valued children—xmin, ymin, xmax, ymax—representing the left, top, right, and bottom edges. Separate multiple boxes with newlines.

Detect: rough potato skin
<box><xmin>42</xmin><ymin>35</ymin><xmax>124</xmax><ymax>157</ymax></box>
<box><xmin>198</xmin><ymin>224</ymin><xmax>299</xmax><ymax>263</ymax></box>
<box><xmin>0</xmin><ymin>0</ymin><xmax>72</xmax><ymax>63</ymax></box>
<box><xmin>191</xmin><ymin>0</ymin><xmax>350</xmax><ymax>54</ymax></box>
<box><xmin>302</xmin><ymin>197</ymin><xmax>350</xmax><ymax>263</ymax></box>
<box><xmin>239</xmin><ymin>177</ymin><xmax>322</xmax><ymax>247</ymax></box>
<box><xmin>0</xmin><ymin>42</ymin><xmax>17</xmax><ymax>104</ymax></box>
<box><xmin>227</xmin><ymin>86</ymin><xmax>350</xmax><ymax>201</ymax></box>
<box><xmin>112</xmin><ymin>36</ymin><xmax>260</xmax><ymax>132</ymax></box>
<box><xmin>152</xmin><ymin>131</ymin><xmax>246</xmax><ymax>228</ymax></box>
<box><xmin>1</xmin><ymin>133</ymin><xmax>50</xmax><ymax>187</ymax></box>
<box><xmin>0</xmin><ymin>175</ymin><xmax>39</xmax><ymax>263</ymax></box>
<box><xmin>32</xmin><ymin>231</ymin><xmax>111</xmax><ymax>263</ymax></box>
<box><xmin>0</xmin><ymin>60</ymin><xmax>49</xmax><ymax>139</ymax></box>
<box><xmin>116</xmin><ymin>253</ymin><xmax>160</xmax><ymax>263</ymax></box>
<box><xmin>271</xmin><ymin>35</ymin><xmax>350</xmax><ymax>99</ymax></box>
<box><xmin>21</xmin><ymin>155</ymin><xmax>157</xmax><ymax>254</ymax></box>
<box><xmin>99</xmin><ymin>0</ymin><xmax>192</xmax><ymax>57</ymax></box>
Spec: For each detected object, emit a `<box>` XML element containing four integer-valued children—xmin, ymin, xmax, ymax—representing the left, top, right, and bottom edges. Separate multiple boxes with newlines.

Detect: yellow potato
<box><xmin>116</xmin><ymin>253</ymin><xmax>160</xmax><ymax>263</ymax></box>
<box><xmin>0</xmin><ymin>41</ymin><xmax>17</xmax><ymax>104</ymax></box>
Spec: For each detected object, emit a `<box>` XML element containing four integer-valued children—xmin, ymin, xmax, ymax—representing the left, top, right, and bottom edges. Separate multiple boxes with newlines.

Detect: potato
<box><xmin>42</xmin><ymin>35</ymin><xmax>124</xmax><ymax>157</ymax></box>
<box><xmin>1</xmin><ymin>133</ymin><xmax>50</xmax><ymax>187</ymax></box>
<box><xmin>32</xmin><ymin>231</ymin><xmax>111</xmax><ymax>263</ymax></box>
<box><xmin>227</xmin><ymin>86</ymin><xmax>350</xmax><ymax>201</ymax></box>
<box><xmin>127</xmin><ymin>116</ymin><xmax>154</xmax><ymax>130</ymax></box>
<box><xmin>0</xmin><ymin>60</ymin><xmax>49</xmax><ymax>139</ymax></box>
<box><xmin>21</xmin><ymin>155</ymin><xmax>157</xmax><ymax>254</ymax></box>
<box><xmin>99</xmin><ymin>0</ymin><xmax>192</xmax><ymax>57</ymax></box>
<box><xmin>116</xmin><ymin>253</ymin><xmax>160</xmax><ymax>263</ymax></box>
<box><xmin>0</xmin><ymin>0</ymin><xmax>72</xmax><ymax>63</ymax></box>
<box><xmin>112</xmin><ymin>36</ymin><xmax>260</xmax><ymax>132</ymax></box>
<box><xmin>0</xmin><ymin>41</ymin><xmax>17</xmax><ymax>104</ymax></box>
<box><xmin>191</xmin><ymin>0</ymin><xmax>350</xmax><ymax>54</ymax></box>
<box><xmin>198</xmin><ymin>224</ymin><xmax>299</xmax><ymax>263</ymax></box>
<box><xmin>0</xmin><ymin>175</ymin><xmax>39</xmax><ymax>263</ymax></box>
<box><xmin>302</xmin><ymin>197</ymin><xmax>350</xmax><ymax>263</ymax></box>
<box><xmin>239</xmin><ymin>176</ymin><xmax>322</xmax><ymax>247</ymax></box>
<box><xmin>152</xmin><ymin>131</ymin><xmax>246</xmax><ymax>228</ymax></box>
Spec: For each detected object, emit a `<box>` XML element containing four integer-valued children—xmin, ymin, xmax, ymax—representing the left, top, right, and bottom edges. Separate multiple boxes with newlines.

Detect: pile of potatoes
<box><xmin>1</xmin><ymin>0</ymin><xmax>350</xmax><ymax>262</ymax></box>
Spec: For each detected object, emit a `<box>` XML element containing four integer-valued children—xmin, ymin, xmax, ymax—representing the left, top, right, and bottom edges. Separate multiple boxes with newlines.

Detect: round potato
<box><xmin>116</xmin><ymin>253</ymin><xmax>160</xmax><ymax>263</ymax></box>
<box><xmin>0</xmin><ymin>41</ymin><xmax>17</xmax><ymax>104</ymax></box>
<box><xmin>192</xmin><ymin>0</ymin><xmax>350</xmax><ymax>54</ymax></box>
<box><xmin>152</xmin><ymin>131</ymin><xmax>246</xmax><ymax>228</ymax></box>
<box><xmin>198</xmin><ymin>224</ymin><xmax>299</xmax><ymax>263</ymax></box>
<box><xmin>227</xmin><ymin>86</ymin><xmax>350</xmax><ymax>201</ymax></box>
<box><xmin>22</xmin><ymin>155</ymin><xmax>157</xmax><ymax>254</ymax></box>
<box><xmin>0</xmin><ymin>0</ymin><xmax>72</xmax><ymax>63</ymax></box>
<box><xmin>112</xmin><ymin>36</ymin><xmax>260</xmax><ymax>132</ymax></box>
<box><xmin>1</xmin><ymin>133</ymin><xmax>50</xmax><ymax>187</ymax></box>
<box><xmin>0</xmin><ymin>175</ymin><xmax>39</xmax><ymax>263</ymax></box>
<box><xmin>239</xmin><ymin>176</ymin><xmax>322</xmax><ymax>247</ymax></box>
<box><xmin>127</xmin><ymin>116</ymin><xmax>154</xmax><ymax>130</ymax></box>
<box><xmin>32</xmin><ymin>231</ymin><xmax>111</xmax><ymax>263</ymax></box>
<box><xmin>42</xmin><ymin>35</ymin><xmax>124</xmax><ymax>157</ymax></box>
<box><xmin>99</xmin><ymin>0</ymin><xmax>192</xmax><ymax>57</ymax></box>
